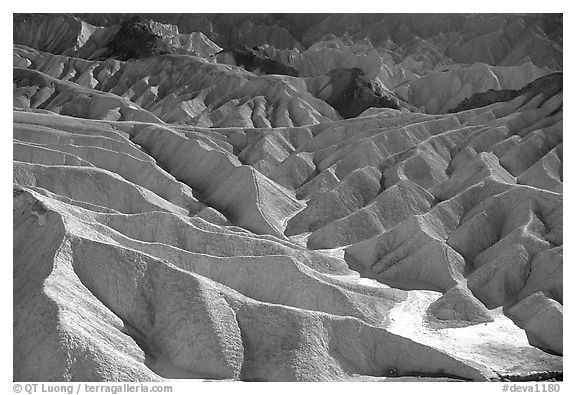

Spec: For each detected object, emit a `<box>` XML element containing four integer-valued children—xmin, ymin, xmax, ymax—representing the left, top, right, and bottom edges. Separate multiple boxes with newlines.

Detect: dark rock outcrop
<box><xmin>215</xmin><ymin>44</ymin><xmax>299</xmax><ymax>76</ymax></box>
<box><xmin>449</xmin><ymin>72</ymin><xmax>563</xmax><ymax>113</ymax></box>
<box><xmin>106</xmin><ymin>16</ymin><xmax>175</xmax><ymax>60</ymax></box>
<box><xmin>320</xmin><ymin>68</ymin><xmax>409</xmax><ymax>118</ymax></box>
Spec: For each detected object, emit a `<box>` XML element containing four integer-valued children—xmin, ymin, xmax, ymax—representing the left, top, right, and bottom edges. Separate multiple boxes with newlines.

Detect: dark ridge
<box><xmin>322</xmin><ymin>68</ymin><xmax>414</xmax><ymax>119</ymax></box>
<box><xmin>215</xmin><ymin>44</ymin><xmax>299</xmax><ymax>77</ymax></box>
<box><xmin>106</xmin><ymin>16</ymin><xmax>175</xmax><ymax>60</ymax></box>
<box><xmin>448</xmin><ymin>72</ymin><xmax>563</xmax><ymax>113</ymax></box>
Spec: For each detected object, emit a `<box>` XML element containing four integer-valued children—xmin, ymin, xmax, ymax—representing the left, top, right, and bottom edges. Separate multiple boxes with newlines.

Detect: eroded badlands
<box><xmin>13</xmin><ymin>13</ymin><xmax>563</xmax><ymax>382</ymax></box>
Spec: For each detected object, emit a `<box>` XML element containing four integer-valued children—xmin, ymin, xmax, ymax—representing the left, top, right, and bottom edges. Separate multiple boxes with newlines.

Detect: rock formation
<box><xmin>215</xmin><ymin>44</ymin><xmax>299</xmax><ymax>76</ymax></box>
<box><xmin>13</xmin><ymin>13</ymin><xmax>562</xmax><ymax>382</ymax></box>
<box><xmin>105</xmin><ymin>16</ymin><xmax>176</xmax><ymax>60</ymax></box>
<box><xmin>449</xmin><ymin>72</ymin><xmax>563</xmax><ymax>113</ymax></box>
<box><xmin>308</xmin><ymin>67</ymin><xmax>415</xmax><ymax>118</ymax></box>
